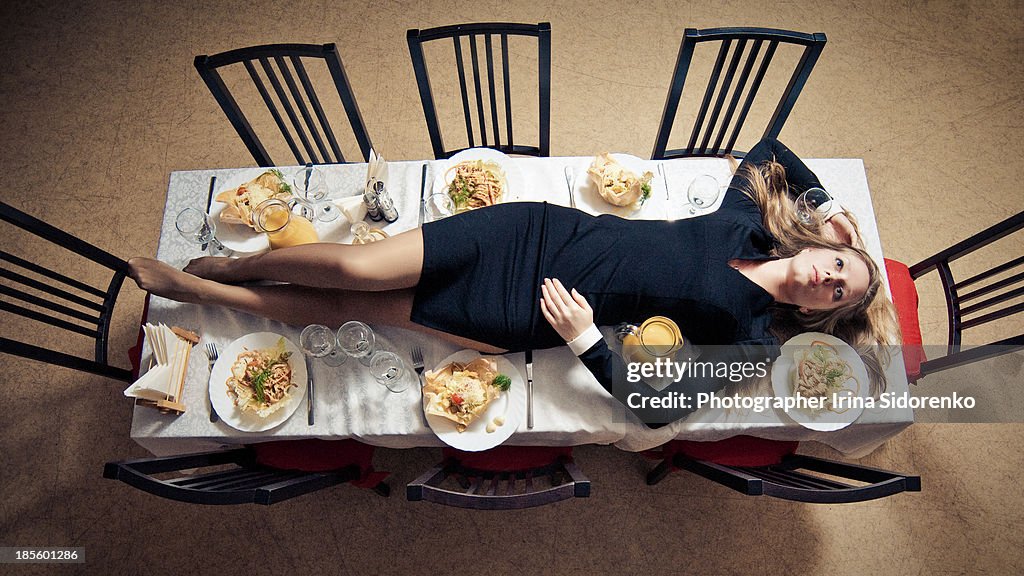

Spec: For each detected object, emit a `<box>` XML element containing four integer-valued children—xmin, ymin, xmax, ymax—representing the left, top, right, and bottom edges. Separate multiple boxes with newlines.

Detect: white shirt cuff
<box><xmin>566</xmin><ymin>324</ymin><xmax>603</xmax><ymax>356</ymax></box>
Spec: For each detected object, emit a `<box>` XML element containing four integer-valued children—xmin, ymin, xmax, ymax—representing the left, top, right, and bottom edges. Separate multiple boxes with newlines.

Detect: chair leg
<box><xmin>646</xmin><ymin>458</ymin><xmax>674</xmax><ymax>485</ymax></box>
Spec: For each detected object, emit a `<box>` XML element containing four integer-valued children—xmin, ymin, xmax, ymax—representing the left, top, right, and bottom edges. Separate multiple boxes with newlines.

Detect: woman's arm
<box><xmin>541</xmin><ymin>279</ymin><xmax>748</xmax><ymax>427</ymax></box>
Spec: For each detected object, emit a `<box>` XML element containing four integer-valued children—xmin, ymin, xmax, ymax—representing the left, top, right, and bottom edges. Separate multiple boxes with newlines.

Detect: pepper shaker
<box><xmin>363</xmin><ymin>179</ymin><xmax>383</xmax><ymax>221</ymax></box>
<box><xmin>374</xmin><ymin>180</ymin><xmax>399</xmax><ymax>223</ymax></box>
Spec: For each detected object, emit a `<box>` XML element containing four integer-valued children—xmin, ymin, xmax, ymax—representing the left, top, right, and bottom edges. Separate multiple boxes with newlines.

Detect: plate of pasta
<box><xmin>771</xmin><ymin>332</ymin><xmax>869</xmax><ymax>431</ymax></box>
<box><xmin>573</xmin><ymin>153</ymin><xmax>658</xmax><ymax>218</ymax></box>
<box><xmin>423</xmin><ymin>349</ymin><xmax>525</xmax><ymax>451</ymax></box>
<box><xmin>432</xmin><ymin>148</ymin><xmax>523</xmax><ymax>213</ymax></box>
<box><xmin>209</xmin><ymin>332</ymin><xmax>306</xmax><ymax>432</ymax></box>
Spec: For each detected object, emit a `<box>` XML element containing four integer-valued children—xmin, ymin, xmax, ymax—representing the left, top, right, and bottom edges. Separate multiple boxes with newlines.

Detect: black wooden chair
<box><xmin>648</xmin><ymin>452</ymin><xmax>920</xmax><ymax>503</ymax></box>
<box><xmin>1</xmin><ymin>201</ymin><xmax>133</xmax><ymax>382</ymax></box>
<box><xmin>407</xmin><ymin>447</ymin><xmax>589</xmax><ymax>510</ymax></box>
<box><xmin>652</xmin><ymin>27</ymin><xmax>827</xmax><ymax>160</ymax></box>
<box><xmin>194</xmin><ymin>43</ymin><xmax>373</xmax><ymax>167</ymax></box>
<box><xmin>902</xmin><ymin>210</ymin><xmax>1024</xmax><ymax>377</ymax></box>
<box><xmin>104</xmin><ymin>447</ymin><xmax>386</xmax><ymax>506</ymax></box>
<box><xmin>407</xmin><ymin>22</ymin><xmax>551</xmax><ymax>159</ymax></box>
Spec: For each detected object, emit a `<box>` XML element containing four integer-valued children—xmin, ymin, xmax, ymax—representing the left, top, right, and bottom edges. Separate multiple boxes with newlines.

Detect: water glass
<box><xmin>795</xmin><ymin>187</ymin><xmax>834</xmax><ymax>225</ymax></box>
<box><xmin>368</xmin><ymin>351</ymin><xmax>412</xmax><ymax>393</ymax></box>
<box><xmin>686</xmin><ymin>174</ymin><xmax>721</xmax><ymax>215</ymax></box>
<box><xmin>293</xmin><ymin>165</ymin><xmax>339</xmax><ymax>222</ymax></box>
<box><xmin>300</xmin><ymin>324</ymin><xmax>347</xmax><ymax>367</ymax></box>
<box><xmin>337</xmin><ymin>320</ymin><xmax>376</xmax><ymax>365</ymax></box>
<box><xmin>423</xmin><ymin>193</ymin><xmax>454</xmax><ymax>222</ymax></box>
<box><xmin>175</xmin><ymin>207</ymin><xmax>228</xmax><ymax>254</ymax></box>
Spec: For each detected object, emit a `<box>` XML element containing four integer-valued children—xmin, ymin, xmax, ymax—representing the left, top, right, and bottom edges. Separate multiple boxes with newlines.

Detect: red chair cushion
<box><xmin>252</xmin><ymin>439</ymin><xmax>388</xmax><ymax>489</ymax></box>
<box><xmin>884</xmin><ymin>258</ymin><xmax>927</xmax><ymax>382</ymax></box>
<box><xmin>442</xmin><ymin>446</ymin><xmax>573</xmax><ymax>471</ymax></box>
<box><xmin>658</xmin><ymin>436</ymin><xmax>798</xmax><ymax>467</ymax></box>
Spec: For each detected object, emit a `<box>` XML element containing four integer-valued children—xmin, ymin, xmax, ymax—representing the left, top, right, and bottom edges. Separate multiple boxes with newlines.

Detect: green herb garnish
<box><xmin>269</xmin><ymin>169</ymin><xmax>292</xmax><ymax>194</ymax></box>
<box><xmin>492</xmin><ymin>374</ymin><xmax>512</xmax><ymax>392</ymax></box>
<box><xmin>250</xmin><ymin>367</ymin><xmax>271</xmax><ymax>403</ymax></box>
<box><xmin>639</xmin><ymin>182</ymin><xmax>652</xmax><ymax>205</ymax></box>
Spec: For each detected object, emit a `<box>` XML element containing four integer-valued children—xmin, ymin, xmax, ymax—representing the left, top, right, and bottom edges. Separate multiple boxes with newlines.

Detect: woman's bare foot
<box><xmin>128</xmin><ymin>257</ymin><xmax>209</xmax><ymax>303</ymax></box>
<box><xmin>182</xmin><ymin>256</ymin><xmax>251</xmax><ymax>283</ymax></box>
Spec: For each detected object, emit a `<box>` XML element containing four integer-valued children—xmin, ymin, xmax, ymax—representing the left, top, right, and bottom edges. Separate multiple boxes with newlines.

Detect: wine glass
<box><xmin>299</xmin><ymin>324</ymin><xmax>347</xmax><ymax>367</ymax></box>
<box><xmin>795</xmin><ymin>187</ymin><xmax>833</xmax><ymax>225</ymax></box>
<box><xmin>368</xmin><ymin>351</ymin><xmax>412</xmax><ymax>393</ymax></box>
<box><xmin>337</xmin><ymin>321</ymin><xmax>376</xmax><ymax>365</ymax></box>
<box><xmin>423</xmin><ymin>193</ymin><xmax>454</xmax><ymax>222</ymax></box>
<box><xmin>686</xmin><ymin>174</ymin><xmax>721</xmax><ymax>215</ymax></box>
<box><xmin>175</xmin><ymin>207</ymin><xmax>229</xmax><ymax>255</ymax></box>
<box><xmin>292</xmin><ymin>164</ymin><xmax>339</xmax><ymax>222</ymax></box>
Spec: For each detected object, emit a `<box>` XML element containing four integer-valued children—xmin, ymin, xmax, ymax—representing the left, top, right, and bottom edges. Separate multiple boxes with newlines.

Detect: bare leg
<box><xmin>183</xmin><ymin>227</ymin><xmax>424</xmax><ymax>291</ymax></box>
<box><xmin>127</xmin><ymin>257</ymin><xmax>505</xmax><ymax>354</ymax></box>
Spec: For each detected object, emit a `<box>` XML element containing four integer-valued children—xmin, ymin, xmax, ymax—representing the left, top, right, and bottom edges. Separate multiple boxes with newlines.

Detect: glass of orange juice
<box><xmin>620</xmin><ymin>316</ymin><xmax>685</xmax><ymax>365</ymax></box>
<box><xmin>253</xmin><ymin>199</ymin><xmax>320</xmax><ymax>249</ymax></box>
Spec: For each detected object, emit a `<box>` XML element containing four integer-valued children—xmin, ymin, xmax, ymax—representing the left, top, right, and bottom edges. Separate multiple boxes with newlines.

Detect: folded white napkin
<box><xmin>124</xmin><ymin>323</ymin><xmax>190</xmax><ymax>402</ymax></box>
<box><xmin>366</xmin><ymin>148</ymin><xmax>388</xmax><ymax>192</ymax></box>
<box><xmin>334</xmin><ymin>195</ymin><xmax>368</xmax><ymax>224</ymax></box>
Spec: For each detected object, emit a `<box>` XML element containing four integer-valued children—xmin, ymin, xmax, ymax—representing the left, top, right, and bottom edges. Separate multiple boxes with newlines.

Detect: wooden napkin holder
<box><xmin>135</xmin><ymin>326</ymin><xmax>199</xmax><ymax>415</ymax></box>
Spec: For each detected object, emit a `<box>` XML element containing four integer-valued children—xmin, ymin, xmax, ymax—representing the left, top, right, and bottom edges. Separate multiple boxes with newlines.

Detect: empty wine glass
<box><xmin>423</xmin><ymin>193</ymin><xmax>454</xmax><ymax>222</ymax></box>
<box><xmin>292</xmin><ymin>165</ymin><xmax>339</xmax><ymax>222</ymax></box>
<box><xmin>300</xmin><ymin>324</ymin><xmax>347</xmax><ymax>367</ymax></box>
<box><xmin>795</xmin><ymin>187</ymin><xmax>833</xmax><ymax>225</ymax></box>
<box><xmin>368</xmin><ymin>351</ymin><xmax>412</xmax><ymax>393</ymax></box>
<box><xmin>175</xmin><ymin>207</ymin><xmax>229</xmax><ymax>255</ymax></box>
<box><xmin>337</xmin><ymin>320</ymin><xmax>376</xmax><ymax>365</ymax></box>
<box><xmin>686</xmin><ymin>174</ymin><xmax>721</xmax><ymax>215</ymax></box>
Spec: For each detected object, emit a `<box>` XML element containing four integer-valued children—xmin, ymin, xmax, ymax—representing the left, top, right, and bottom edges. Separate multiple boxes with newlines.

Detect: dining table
<box><xmin>129</xmin><ymin>153</ymin><xmax>913</xmax><ymax>458</ymax></box>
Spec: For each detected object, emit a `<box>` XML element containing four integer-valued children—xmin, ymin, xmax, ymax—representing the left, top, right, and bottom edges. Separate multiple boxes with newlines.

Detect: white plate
<box><xmin>771</xmin><ymin>332</ymin><xmax>869</xmax><ymax>431</ymax></box>
<box><xmin>209</xmin><ymin>332</ymin><xmax>307</xmax><ymax>432</ymax></box>
<box><xmin>574</xmin><ymin>153</ymin><xmax>657</xmax><ymax>218</ymax></box>
<box><xmin>423</xmin><ymin>349</ymin><xmax>525</xmax><ymax>452</ymax></box>
<box><xmin>431</xmin><ymin>148</ymin><xmax>523</xmax><ymax>211</ymax></box>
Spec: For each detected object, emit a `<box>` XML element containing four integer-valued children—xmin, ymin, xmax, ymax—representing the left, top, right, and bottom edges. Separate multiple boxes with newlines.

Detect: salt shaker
<box><xmin>374</xmin><ymin>180</ymin><xmax>399</xmax><ymax>223</ymax></box>
<box><xmin>363</xmin><ymin>179</ymin><xmax>383</xmax><ymax>221</ymax></box>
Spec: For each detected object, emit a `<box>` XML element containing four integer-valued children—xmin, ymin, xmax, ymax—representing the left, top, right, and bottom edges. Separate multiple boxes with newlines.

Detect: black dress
<box><xmin>412</xmin><ymin>138</ymin><xmax>824</xmax><ymax>426</ymax></box>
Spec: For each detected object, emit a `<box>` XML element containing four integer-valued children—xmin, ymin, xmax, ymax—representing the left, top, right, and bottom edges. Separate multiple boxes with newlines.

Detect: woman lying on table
<box><xmin>129</xmin><ymin>138</ymin><xmax>896</xmax><ymax>427</ymax></box>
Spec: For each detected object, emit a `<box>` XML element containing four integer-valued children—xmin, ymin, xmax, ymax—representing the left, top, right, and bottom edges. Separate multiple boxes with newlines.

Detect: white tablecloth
<box><xmin>130</xmin><ymin>156</ymin><xmax>912</xmax><ymax>457</ymax></box>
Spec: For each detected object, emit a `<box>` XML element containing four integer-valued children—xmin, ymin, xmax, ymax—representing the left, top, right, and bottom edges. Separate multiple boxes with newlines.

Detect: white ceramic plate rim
<box><xmin>431</xmin><ymin>148</ymin><xmax>524</xmax><ymax>211</ymax></box>
<box><xmin>771</xmin><ymin>332</ymin><xmax>869</xmax><ymax>431</ymax></box>
<box><xmin>209</xmin><ymin>332</ymin><xmax>307</xmax><ymax>432</ymax></box>
<box><xmin>423</xmin><ymin>349</ymin><xmax>525</xmax><ymax>451</ymax></box>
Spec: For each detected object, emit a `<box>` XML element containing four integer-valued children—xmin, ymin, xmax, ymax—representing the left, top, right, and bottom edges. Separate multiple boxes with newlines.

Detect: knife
<box><xmin>305</xmin><ymin>355</ymin><xmax>315</xmax><ymax>426</ymax></box>
<box><xmin>202</xmin><ymin>176</ymin><xmax>217</xmax><ymax>251</ymax></box>
<box><xmin>418</xmin><ymin>163</ymin><xmax>428</xmax><ymax>227</ymax></box>
<box><xmin>525</xmin><ymin>349</ymin><xmax>534</xmax><ymax>429</ymax></box>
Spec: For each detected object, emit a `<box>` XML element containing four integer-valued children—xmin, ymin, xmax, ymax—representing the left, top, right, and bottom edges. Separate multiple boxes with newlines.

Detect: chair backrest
<box><xmin>675</xmin><ymin>453</ymin><xmax>920</xmax><ymax>503</ymax></box>
<box><xmin>652</xmin><ymin>27</ymin><xmax>826</xmax><ymax>160</ymax></box>
<box><xmin>407</xmin><ymin>22</ymin><xmax>551</xmax><ymax>159</ymax></box>
<box><xmin>194</xmin><ymin>43</ymin><xmax>373</xmax><ymax>167</ymax></box>
<box><xmin>1</xmin><ymin>201</ymin><xmax>132</xmax><ymax>382</ymax></box>
<box><xmin>909</xmin><ymin>210</ymin><xmax>1024</xmax><ymax>376</ymax></box>
<box><xmin>103</xmin><ymin>448</ymin><xmax>361</xmax><ymax>505</ymax></box>
<box><xmin>407</xmin><ymin>455</ymin><xmax>589</xmax><ymax>510</ymax></box>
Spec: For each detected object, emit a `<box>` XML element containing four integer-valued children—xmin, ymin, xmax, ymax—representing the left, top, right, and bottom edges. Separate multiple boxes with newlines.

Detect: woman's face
<box><xmin>784</xmin><ymin>248</ymin><xmax>870</xmax><ymax>311</ymax></box>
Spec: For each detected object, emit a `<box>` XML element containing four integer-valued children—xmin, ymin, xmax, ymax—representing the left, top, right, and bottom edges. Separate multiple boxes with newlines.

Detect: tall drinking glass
<box><xmin>300</xmin><ymin>324</ymin><xmax>347</xmax><ymax>367</ymax></box>
<box><xmin>337</xmin><ymin>321</ymin><xmax>376</xmax><ymax>366</ymax></box>
<box><xmin>686</xmin><ymin>174</ymin><xmax>721</xmax><ymax>215</ymax></box>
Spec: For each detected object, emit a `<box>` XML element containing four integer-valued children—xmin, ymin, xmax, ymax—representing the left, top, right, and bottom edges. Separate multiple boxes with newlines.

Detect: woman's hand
<box><xmin>540</xmin><ymin>278</ymin><xmax>593</xmax><ymax>342</ymax></box>
<box><xmin>823</xmin><ymin>211</ymin><xmax>859</xmax><ymax>246</ymax></box>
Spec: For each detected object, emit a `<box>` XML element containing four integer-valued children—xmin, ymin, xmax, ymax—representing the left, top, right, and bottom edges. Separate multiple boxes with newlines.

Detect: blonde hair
<box><xmin>736</xmin><ymin>158</ymin><xmax>901</xmax><ymax>394</ymax></box>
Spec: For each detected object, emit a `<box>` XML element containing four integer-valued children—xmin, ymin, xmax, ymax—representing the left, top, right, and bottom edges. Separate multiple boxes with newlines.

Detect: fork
<box><xmin>203</xmin><ymin>343</ymin><xmax>220</xmax><ymax>423</ymax></box>
<box><xmin>411</xmin><ymin>347</ymin><xmax>430</xmax><ymax>427</ymax></box>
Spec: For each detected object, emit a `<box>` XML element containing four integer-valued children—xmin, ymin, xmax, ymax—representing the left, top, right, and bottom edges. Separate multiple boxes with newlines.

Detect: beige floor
<box><xmin>2</xmin><ymin>0</ymin><xmax>1023</xmax><ymax>574</ymax></box>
